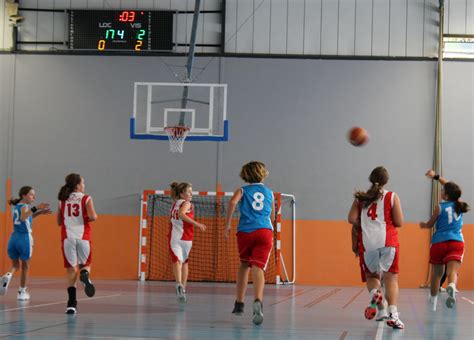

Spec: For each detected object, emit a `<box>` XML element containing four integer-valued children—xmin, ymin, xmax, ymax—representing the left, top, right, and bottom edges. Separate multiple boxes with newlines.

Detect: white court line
<box><xmin>461</xmin><ymin>296</ymin><xmax>474</xmax><ymax>305</ymax></box>
<box><xmin>1</xmin><ymin>294</ymin><xmax>121</xmax><ymax>312</ymax></box>
<box><xmin>375</xmin><ymin>321</ymin><xmax>384</xmax><ymax>340</ymax></box>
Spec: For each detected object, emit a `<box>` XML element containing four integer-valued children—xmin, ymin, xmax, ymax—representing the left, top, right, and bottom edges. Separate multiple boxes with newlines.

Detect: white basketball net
<box><xmin>164</xmin><ymin>126</ymin><xmax>190</xmax><ymax>153</ymax></box>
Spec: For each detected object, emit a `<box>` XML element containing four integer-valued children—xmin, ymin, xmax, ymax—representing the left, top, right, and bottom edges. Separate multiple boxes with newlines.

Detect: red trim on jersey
<box><xmin>81</xmin><ymin>195</ymin><xmax>91</xmax><ymax>240</ymax></box>
<box><xmin>383</xmin><ymin>192</ymin><xmax>399</xmax><ymax>248</ymax></box>
<box><xmin>181</xmin><ymin>204</ymin><xmax>194</xmax><ymax>241</ymax></box>
<box><xmin>60</xmin><ymin>201</ymin><xmax>67</xmax><ymax>240</ymax></box>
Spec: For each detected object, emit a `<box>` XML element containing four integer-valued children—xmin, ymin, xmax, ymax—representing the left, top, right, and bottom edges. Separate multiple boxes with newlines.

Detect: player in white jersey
<box><xmin>57</xmin><ymin>174</ymin><xmax>98</xmax><ymax>314</ymax></box>
<box><xmin>348</xmin><ymin>166</ymin><xmax>405</xmax><ymax>329</ymax></box>
<box><xmin>169</xmin><ymin>182</ymin><xmax>206</xmax><ymax>302</ymax></box>
<box><xmin>0</xmin><ymin>186</ymin><xmax>50</xmax><ymax>300</ymax></box>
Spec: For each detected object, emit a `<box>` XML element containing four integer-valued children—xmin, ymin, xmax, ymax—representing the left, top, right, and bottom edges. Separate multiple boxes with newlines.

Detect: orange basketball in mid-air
<box><xmin>348</xmin><ymin>127</ymin><xmax>369</xmax><ymax>146</ymax></box>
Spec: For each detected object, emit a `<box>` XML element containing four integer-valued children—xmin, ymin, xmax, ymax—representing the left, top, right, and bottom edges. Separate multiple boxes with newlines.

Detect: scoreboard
<box><xmin>69</xmin><ymin>10</ymin><xmax>174</xmax><ymax>52</ymax></box>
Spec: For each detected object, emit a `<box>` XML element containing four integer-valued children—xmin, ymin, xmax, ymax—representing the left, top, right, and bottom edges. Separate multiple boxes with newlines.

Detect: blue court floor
<box><xmin>0</xmin><ymin>279</ymin><xmax>472</xmax><ymax>339</ymax></box>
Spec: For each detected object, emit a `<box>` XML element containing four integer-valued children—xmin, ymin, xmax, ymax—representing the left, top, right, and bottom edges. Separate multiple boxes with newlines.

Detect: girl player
<box><xmin>225</xmin><ymin>161</ymin><xmax>274</xmax><ymax>325</ymax></box>
<box><xmin>0</xmin><ymin>186</ymin><xmax>50</xmax><ymax>300</ymax></box>
<box><xmin>420</xmin><ymin>170</ymin><xmax>469</xmax><ymax>310</ymax></box>
<box><xmin>57</xmin><ymin>174</ymin><xmax>98</xmax><ymax>314</ymax></box>
<box><xmin>348</xmin><ymin>166</ymin><xmax>404</xmax><ymax>329</ymax></box>
<box><xmin>169</xmin><ymin>182</ymin><xmax>206</xmax><ymax>303</ymax></box>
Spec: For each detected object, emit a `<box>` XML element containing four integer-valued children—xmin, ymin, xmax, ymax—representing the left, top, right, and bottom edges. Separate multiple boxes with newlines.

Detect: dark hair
<box><xmin>170</xmin><ymin>182</ymin><xmax>192</xmax><ymax>200</ymax></box>
<box><xmin>444</xmin><ymin>182</ymin><xmax>470</xmax><ymax>214</ymax></box>
<box><xmin>354</xmin><ymin>166</ymin><xmax>389</xmax><ymax>208</ymax></box>
<box><xmin>58</xmin><ymin>173</ymin><xmax>82</xmax><ymax>201</ymax></box>
<box><xmin>9</xmin><ymin>186</ymin><xmax>33</xmax><ymax>206</ymax></box>
<box><xmin>240</xmin><ymin>161</ymin><xmax>269</xmax><ymax>183</ymax></box>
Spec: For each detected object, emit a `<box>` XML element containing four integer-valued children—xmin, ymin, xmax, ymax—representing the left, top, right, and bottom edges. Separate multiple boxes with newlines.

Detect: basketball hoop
<box><xmin>164</xmin><ymin>126</ymin><xmax>190</xmax><ymax>153</ymax></box>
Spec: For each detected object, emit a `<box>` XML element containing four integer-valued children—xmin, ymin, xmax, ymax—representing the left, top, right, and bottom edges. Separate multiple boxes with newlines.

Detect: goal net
<box><xmin>138</xmin><ymin>190</ymin><xmax>295</xmax><ymax>284</ymax></box>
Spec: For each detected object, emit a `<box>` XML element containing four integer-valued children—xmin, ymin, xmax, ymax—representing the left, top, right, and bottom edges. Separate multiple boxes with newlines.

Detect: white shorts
<box><xmin>363</xmin><ymin>247</ymin><xmax>399</xmax><ymax>274</ymax></box>
<box><xmin>62</xmin><ymin>238</ymin><xmax>92</xmax><ymax>268</ymax></box>
<box><xmin>170</xmin><ymin>238</ymin><xmax>192</xmax><ymax>263</ymax></box>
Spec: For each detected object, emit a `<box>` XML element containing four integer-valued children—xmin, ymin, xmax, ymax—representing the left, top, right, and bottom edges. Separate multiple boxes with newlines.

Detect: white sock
<box><xmin>448</xmin><ymin>282</ymin><xmax>456</xmax><ymax>290</ymax></box>
<box><xmin>6</xmin><ymin>272</ymin><xmax>12</xmax><ymax>277</ymax></box>
<box><xmin>369</xmin><ymin>288</ymin><xmax>378</xmax><ymax>298</ymax></box>
<box><xmin>19</xmin><ymin>287</ymin><xmax>26</xmax><ymax>293</ymax></box>
<box><xmin>388</xmin><ymin>305</ymin><xmax>398</xmax><ymax>314</ymax></box>
<box><xmin>429</xmin><ymin>295</ymin><xmax>438</xmax><ymax>304</ymax></box>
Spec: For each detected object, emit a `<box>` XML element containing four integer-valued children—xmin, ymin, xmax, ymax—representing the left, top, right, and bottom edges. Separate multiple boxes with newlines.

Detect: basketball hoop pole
<box><xmin>179</xmin><ymin>0</ymin><xmax>201</xmax><ymax>125</ymax></box>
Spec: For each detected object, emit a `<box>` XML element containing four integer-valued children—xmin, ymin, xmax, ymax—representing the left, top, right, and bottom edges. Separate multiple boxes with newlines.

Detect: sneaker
<box><xmin>375</xmin><ymin>300</ymin><xmax>388</xmax><ymax>321</ymax></box>
<box><xmin>65</xmin><ymin>300</ymin><xmax>77</xmax><ymax>314</ymax></box>
<box><xmin>439</xmin><ymin>287</ymin><xmax>446</xmax><ymax>293</ymax></box>
<box><xmin>0</xmin><ymin>273</ymin><xmax>12</xmax><ymax>296</ymax></box>
<box><xmin>176</xmin><ymin>284</ymin><xmax>186</xmax><ymax>303</ymax></box>
<box><xmin>446</xmin><ymin>284</ymin><xmax>456</xmax><ymax>308</ymax></box>
<box><xmin>232</xmin><ymin>301</ymin><xmax>244</xmax><ymax>315</ymax></box>
<box><xmin>252</xmin><ymin>299</ymin><xmax>264</xmax><ymax>325</ymax></box>
<box><xmin>387</xmin><ymin>312</ymin><xmax>405</xmax><ymax>329</ymax></box>
<box><xmin>79</xmin><ymin>270</ymin><xmax>95</xmax><ymax>297</ymax></box>
<box><xmin>429</xmin><ymin>295</ymin><xmax>438</xmax><ymax>312</ymax></box>
<box><xmin>17</xmin><ymin>289</ymin><xmax>30</xmax><ymax>301</ymax></box>
<box><xmin>365</xmin><ymin>290</ymin><xmax>383</xmax><ymax>320</ymax></box>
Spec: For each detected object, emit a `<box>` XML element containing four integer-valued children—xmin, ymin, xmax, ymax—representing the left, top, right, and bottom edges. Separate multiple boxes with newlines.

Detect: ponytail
<box><xmin>444</xmin><ymin>181</ymin><xmax>469</xmax><ymax>215</ymax></box>
<box><xmin>8</xmin><ymin>186</ymin><xmax>33</xmax><ymax>206</ymax></box>
<box><xmin>454</xmin><ymin>201</ymin><xmax>470</xmax><ymax>215</ymax></box>
<box><xmin>354</xmin><ymin>166</ymin><xmax>389</xmax><ymax>208</ymax></box>
<box><xmin>58</xmin><ymin>173</ymin><xmax>82</xmax><ymax>201</ymax></box>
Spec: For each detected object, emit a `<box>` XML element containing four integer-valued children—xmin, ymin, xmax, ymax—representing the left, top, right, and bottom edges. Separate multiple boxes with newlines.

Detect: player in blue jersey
<box><xmin>225</xmin><ymin>161</ymin><xmax>274</xmax><ymax>325</ymax></box>
<box><xmin>420</xmin><ymin>170</ymin><xmax>470</xmax><ymax>310</ymax></box>
<box><xmin>0</xmin><ymin>186</ymin><xmax>50</xmax><ymax>300</ymax></box>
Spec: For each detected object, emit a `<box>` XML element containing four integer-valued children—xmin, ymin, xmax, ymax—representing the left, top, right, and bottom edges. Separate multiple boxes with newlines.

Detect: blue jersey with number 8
<box><xmin>237</xmin><ymin>184</ymin><xmax>274</xmax><ymax>233</ymax></box>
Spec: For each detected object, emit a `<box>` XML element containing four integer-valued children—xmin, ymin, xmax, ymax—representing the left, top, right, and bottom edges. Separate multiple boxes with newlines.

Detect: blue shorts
<box><xmin>7</xmin><ymin>232</ymin><xmax>33</xmax><ymax>261</ymax></box>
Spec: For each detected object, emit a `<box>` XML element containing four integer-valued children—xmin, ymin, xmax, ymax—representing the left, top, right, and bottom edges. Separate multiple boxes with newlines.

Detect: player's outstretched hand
<box><xmin>196</xmin><ymin>222</ymin><xmax>206</xmax><ymax>231</ymax></box>
<box><xmin>37</xmin><ymin>202</ymin><xmax>50</xmax><ymax>210</ymax></box>
<box><xmin>224</xmin><ymin>226</ymin><xmax>231</xmax><ymax>239</ymax></box>
<box><xmin>425</xmin><ymin>169</ymin><xmax>435</xmax><ymax>179</ymax></box>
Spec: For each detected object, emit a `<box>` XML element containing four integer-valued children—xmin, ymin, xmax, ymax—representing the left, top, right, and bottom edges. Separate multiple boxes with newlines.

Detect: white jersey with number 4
<box><xmin>59</xmin><ymin>192</ymin><xmax>92</xmax><ymax>240</ymax></box>
<box><xmin>360</xmin><ymin>190</ymin><xmax>399</xmax><ymax>252</ymax></box>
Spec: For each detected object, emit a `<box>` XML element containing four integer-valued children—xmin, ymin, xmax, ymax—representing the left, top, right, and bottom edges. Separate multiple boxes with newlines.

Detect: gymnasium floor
<box><xmin>0</xmin><ymin>279</ymin><xmax>472</xmax><ymax>339</ymax></box>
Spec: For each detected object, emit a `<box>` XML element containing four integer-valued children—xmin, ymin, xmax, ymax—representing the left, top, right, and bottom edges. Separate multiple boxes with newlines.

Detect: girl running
<box><xmin>57</xmin><ymin>174</ymin><xmax>98</xmax><ymax>314</ymax></box>
<box><xmin>0</xmin><ymin>186</ymin><xmax>50</xmax><ymax>300</ymax></box>
<box><xmin>348</xmin><ymin>166</ymin><xmax>404</xmax><ymax>329</ymax></box>
<box><xmin>169</xmin><ymin>182</ymin><xmax>206</xmax><ymax>303</ymax></box>
<box><xmin>420</xmin><ymin>170</ymin><xmax>469</xmax><ymax>310</ymax></box>
<box><xmin>225</xmin><ymin>161</ymin><xmax>274</xmax><ymax>325</ymax></box>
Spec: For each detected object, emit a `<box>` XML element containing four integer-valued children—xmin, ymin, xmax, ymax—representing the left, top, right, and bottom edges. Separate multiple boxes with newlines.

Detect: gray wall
<box><xmin>1</xmin><ymin>54</ymin><xmax>472</xmax><ymax>223</ymax></box>
<box><xmin>2</xmin><ymin>0</ymin><xmax>473</xmax><ymax>56</ymax></box>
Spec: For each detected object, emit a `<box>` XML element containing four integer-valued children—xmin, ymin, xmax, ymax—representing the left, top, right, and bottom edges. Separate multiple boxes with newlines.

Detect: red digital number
<box><xmin>119</xmin><ymin>11</ymin><xmax>136</xmax><ymax>22</ymax></box>
<box><xmin>367</xmin><ymin>203</ymin><xmax>378</xmax><ymax>220</ymax></box>
<box><xmin>67</xmin><ymin>203</ymin><xmax>80</xmax><ymax>217</ymax></box>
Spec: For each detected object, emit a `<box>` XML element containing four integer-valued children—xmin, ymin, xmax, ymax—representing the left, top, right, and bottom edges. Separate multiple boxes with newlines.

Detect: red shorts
<box><xmin>430</xmin><ymin>241</ymin><xmax>465</xmax><ymax>265</ymax></box>
<box><xmin>237</xmin><ymin>229</ymin><xmax>273</xmax><ymax>271</ymax></box>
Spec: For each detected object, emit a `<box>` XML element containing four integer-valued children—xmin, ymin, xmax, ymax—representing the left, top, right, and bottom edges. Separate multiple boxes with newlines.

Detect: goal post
<box><xmin>138</xmin><ymin>190</ymin><xmax>295</xmax><ymax>285</ymax></box>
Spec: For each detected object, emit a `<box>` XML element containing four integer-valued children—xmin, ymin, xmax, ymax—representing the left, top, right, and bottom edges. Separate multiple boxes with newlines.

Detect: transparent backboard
<box><xmin>131</xmin><ymin>82</ymin><xmax>228</xmax><ymax>141</ymax></box>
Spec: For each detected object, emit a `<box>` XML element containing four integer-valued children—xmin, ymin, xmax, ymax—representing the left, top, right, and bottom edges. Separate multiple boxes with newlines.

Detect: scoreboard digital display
<box><xmin>69</xmin><ymin>10</ymin><xmax>173</xmax><ymax>52</ymax></box>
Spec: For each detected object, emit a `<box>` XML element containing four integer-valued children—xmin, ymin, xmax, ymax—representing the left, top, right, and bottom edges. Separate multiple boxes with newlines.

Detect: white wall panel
<box><xmin>235</xmin><ymin>0</ymin><xmax>253</xmax><ymax>53</ymax></box>
<box><xmin>467</xmin><ymin>0</ymin><xmax>474</xmax><ymax>34</ymax></box>
<box><xmin>153</xmin><ymin>0</ymin><xmax>172</xmax><ymax>10</ymax></box>
<box><xmin>338</xmin><ymin>0</ymin><xmax>356</xmax><ymax>55</ymax></box>
<box><xmin>225</xmin><ymin>0</ymin><xmax>236</xmax><ymax>52</ymax></box>
<box><xmin>18</xmin><ymin>11</ymin><xmax>37</xmax><ymax>43</ymax></box>
<box><xmin>0</xmin><ymin>0</ymin><xmax>5</xmax><ymax>49</ymax></box>
<box><xmin>424</xmin><ymin>0</ymin><xmax>439</xmax><ymax>57</ymax></box>
<box><xmin>303</xmin><ymin>0</ymin><xmax>321</xmax><ymax>54</ymax></box>
<box><xmin>253</xmin><ymin>0</ymin><xmax>270</xmax><ymax>53</ymax></box>
<box><xmin>447</xmin><ymin>0</ymin><xmax>467</xmax><ymax>34</ymax></box>
<box><xmin>406</xmin><ymin>0</ymin><xmax>424</xmax><ymax>57</ymax></box>
<box><xmin>287</xmin><ymin>0</ymin><xmax>304</xmax><ymax>54</ymax></box>
<box><xmin>354</xmin><ymin>0</ymin><xmax>372</xmax><ymax>55</ymax></box>
<box><xmin>389</xmin><ymin>0</ymin><xmax>407</xmax><ymax>56</ymax></box>
<box><xmin>37</xmin><ymin>12</ymin><xmax>54</xmax><ymax>49</ymax></box>
<box><xmin>320</xmin><ymin>0</ymin><xmax>338</xmax><ymax>55</ymax></box>
<box><xmin>269</xmin><ymin>0</ymin><xmax>287</xmax><ymax>54</ymax></box>
<box><xmin>120</xmin><ymin>0</ymin><xmax>138</xmax><ymax>9</ymax></box>
<box><xmin>372</xmin><ymin>0</ymin><xmax>390</xmax><ymax>56</ymax></box>
<box><xmin>102</xmin><ymin>0</ymin><xmax>121</xmax><ymax>9</ymax></box>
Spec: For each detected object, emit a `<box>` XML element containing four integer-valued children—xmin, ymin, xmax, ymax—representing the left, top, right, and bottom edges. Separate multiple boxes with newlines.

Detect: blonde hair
<box><xmin>170</xmin><ymin>182</ymin><xmax>192</xmax><ymax>200</ymax></box>
<box><xmin>240</xmin><ymin>161</ymin><xmax>269</xmax><ymax>184</ymax></box>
